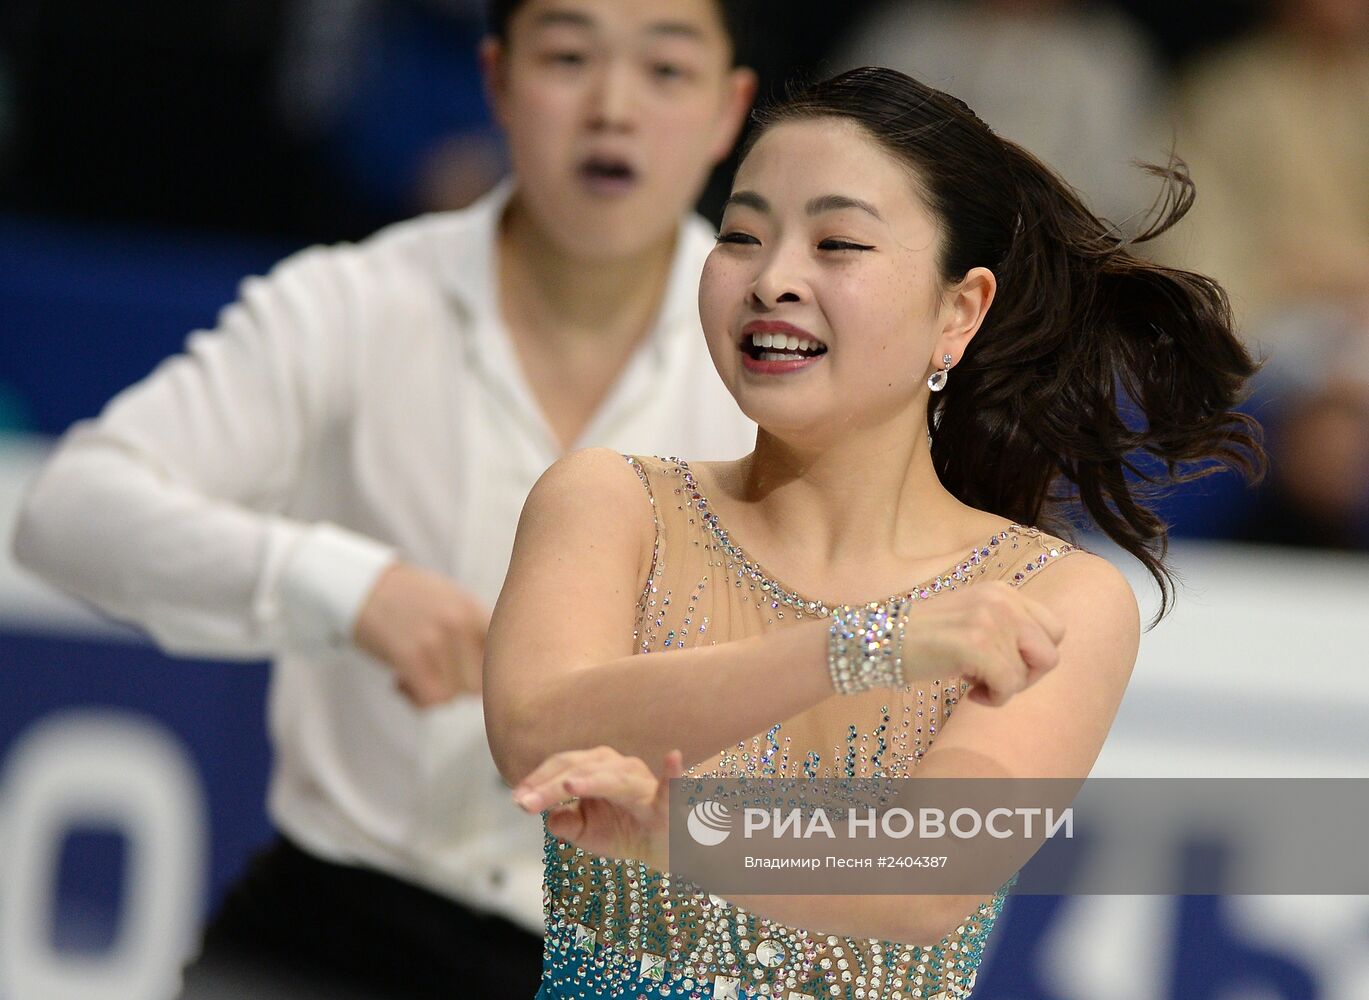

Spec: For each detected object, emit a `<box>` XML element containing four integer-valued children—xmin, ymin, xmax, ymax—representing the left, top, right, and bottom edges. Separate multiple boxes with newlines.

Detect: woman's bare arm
<box><xmin>482</xmin><ymin>448</ymin><xmax>836</xmax><ymax>787</ymax></box>
<box><xmin>483</xmin><ymin>448</ymin><xmax>1121</xmax><ymax>789</ymax></box>
<box><xmin>715</xmin><ymin>555</ymin><xmax>1139</xmax><ymax>941</ymax></box>
<box><xmin>487</xmin><ymin>449</ymin><xmax>1139</xmax><ymax>943</ymax></box>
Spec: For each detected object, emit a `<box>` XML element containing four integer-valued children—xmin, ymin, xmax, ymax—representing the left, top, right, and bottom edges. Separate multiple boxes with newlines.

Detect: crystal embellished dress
<box><xmin>534</xmin><ymin>456</ymin><xmax>1079</xmax><ymax>1000</ymax></box>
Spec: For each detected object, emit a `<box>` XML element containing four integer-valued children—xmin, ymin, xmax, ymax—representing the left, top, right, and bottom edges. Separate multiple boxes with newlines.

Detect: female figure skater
<box><xmin>484</xmin><ymin>68</ymin><xmax>1263</xmax><ymax>999</ymax></box>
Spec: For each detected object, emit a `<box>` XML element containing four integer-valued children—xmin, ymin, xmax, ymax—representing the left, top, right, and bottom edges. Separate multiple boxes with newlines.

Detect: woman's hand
<box><xmin>902</xmin><ymin>580</ymin><xmax>1067</xmax><ymax>707</ymax></box>
<box><xmin>511</xmin><ymin>746</ymin><xmax>686</xmax><ymax>871</ymax></box>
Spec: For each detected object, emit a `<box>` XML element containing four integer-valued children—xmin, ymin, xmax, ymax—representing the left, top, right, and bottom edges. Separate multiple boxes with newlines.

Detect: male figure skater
<box><xmin>11</xmin><ymin>1</ymin><xmax>756</xmax><ymax>996</ymax></box>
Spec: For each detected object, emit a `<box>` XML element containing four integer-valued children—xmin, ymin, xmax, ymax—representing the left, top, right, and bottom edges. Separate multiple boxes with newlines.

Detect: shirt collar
<box><xmin>441</xmin><ymin>177</ymin><xmax>515</xmax><ymax>340</ymax></box>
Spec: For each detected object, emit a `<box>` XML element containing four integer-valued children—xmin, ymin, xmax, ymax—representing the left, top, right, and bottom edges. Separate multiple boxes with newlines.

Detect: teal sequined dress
<box><xmin>534</xmin><ymin>456</ymin><xmax>1078</xmax><ymax>1000</ymax></box>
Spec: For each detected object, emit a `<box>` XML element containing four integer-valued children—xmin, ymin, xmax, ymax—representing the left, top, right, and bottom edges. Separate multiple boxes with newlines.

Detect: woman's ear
<box><xmin>939</xmin><ymin>265</ymin><xmax>997</xmax><ymax>359</ymax></box>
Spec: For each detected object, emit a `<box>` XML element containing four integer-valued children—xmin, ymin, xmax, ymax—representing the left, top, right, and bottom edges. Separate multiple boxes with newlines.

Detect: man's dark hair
<box><xmin>486</xmin><ymin>1</ymin><xmax>748</xmax><ymax>64</ymax></box>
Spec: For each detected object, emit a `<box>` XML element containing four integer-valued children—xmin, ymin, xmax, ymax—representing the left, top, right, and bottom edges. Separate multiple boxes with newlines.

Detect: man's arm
<box><xmin>11</xmin><ymin>245</ymin><xmax>394</xmax><ymax>659</ymax></box>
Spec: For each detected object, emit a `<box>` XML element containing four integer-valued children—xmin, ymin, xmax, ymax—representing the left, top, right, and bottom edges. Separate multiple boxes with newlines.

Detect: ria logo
<box><xmin>686</xmin><ymin>800</ymin><xmax>733</xmax><ymax>846</ymax></box>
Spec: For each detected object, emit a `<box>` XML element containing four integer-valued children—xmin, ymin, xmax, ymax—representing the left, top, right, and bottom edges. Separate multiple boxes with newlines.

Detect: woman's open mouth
<box><xmin>739</xmin><ymin>328</ymin><xmax>828</xmax><ymax>374</ymax></box>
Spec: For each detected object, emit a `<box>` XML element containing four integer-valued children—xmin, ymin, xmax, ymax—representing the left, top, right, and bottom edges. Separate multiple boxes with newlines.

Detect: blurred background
<box><xmin>1</xmin><ymin>0</ymin><xmax>1367</xmax><ymax>997</ymax></box>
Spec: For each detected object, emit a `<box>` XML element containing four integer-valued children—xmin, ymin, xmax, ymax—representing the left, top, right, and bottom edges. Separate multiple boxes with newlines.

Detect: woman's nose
<box><xmin>750</xmin><ymin>253</ymin><xmax>806</xmax><ymax>309</ymax></box>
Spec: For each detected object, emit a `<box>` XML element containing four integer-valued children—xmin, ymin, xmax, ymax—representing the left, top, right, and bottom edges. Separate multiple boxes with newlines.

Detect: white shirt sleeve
<box><xmin>10</xmin><ymin>244</ymin><xmax>397</xmax><ymax>659</ymax></box>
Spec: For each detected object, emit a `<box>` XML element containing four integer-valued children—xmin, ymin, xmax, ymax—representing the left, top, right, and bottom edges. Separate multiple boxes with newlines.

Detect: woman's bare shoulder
<box><xmin>1012</xmin><ymin>542</ymin><xmax>1139</xmax><ymax>636</ymax></box>
<box><xmin>520</xmin><ymin>448</ymin><xmax>658</xmax><ymax>538</ymax></box>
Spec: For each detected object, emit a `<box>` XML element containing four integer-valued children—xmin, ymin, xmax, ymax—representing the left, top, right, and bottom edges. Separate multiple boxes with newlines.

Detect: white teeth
<box><xmin>747</xmin><ymin>332</ymin><xmax>827</xmax><ymax>357</ymax></box>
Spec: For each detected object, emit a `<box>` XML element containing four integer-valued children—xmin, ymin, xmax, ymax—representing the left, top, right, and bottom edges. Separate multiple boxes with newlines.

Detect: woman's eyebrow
<box><xmin>806</xmin><ymin>194</ymin><xmax>883</xmax><ymax>221</ymax></box>
<box><xmin>724</xmin><ymin>190</ymin><xmax>769</xmax><ymax>213</ymax></box>
<box><xmin>723</xmin><ymin>191</ymin><xmax>884</xmax><ymax>222</ymax></box>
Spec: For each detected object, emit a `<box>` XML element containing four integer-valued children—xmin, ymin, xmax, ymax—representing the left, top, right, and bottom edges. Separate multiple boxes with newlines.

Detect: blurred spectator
<box><xmin>1228</xmin><ymin>308</ymin><xmax>1369</xmax><ymax>549</ymax></box>
<box><xmin>832</xmin><ymin>0</ymin><xmax>1167</xmax><ymax>233</ymax></box>
<box><xmin>1167</xmin><ymin>0</ymin><xmax>1369</xmax><ymax>332</ymax></box>
<box><xmin>1235</xmin><ymin>383</ymin><xmax>1369</xmax><ymax>548</ymax></box>
<box><xmin>1163</xmin><ymin>0</ymin><xmax>1369</xmax><ymax>550</ymax></box>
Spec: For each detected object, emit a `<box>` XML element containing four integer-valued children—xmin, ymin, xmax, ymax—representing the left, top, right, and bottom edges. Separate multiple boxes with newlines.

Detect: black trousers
<box><xmin>178</xmin><ymin>836</ymin><xmax>544</xmax><ymax>1000</ymax></box>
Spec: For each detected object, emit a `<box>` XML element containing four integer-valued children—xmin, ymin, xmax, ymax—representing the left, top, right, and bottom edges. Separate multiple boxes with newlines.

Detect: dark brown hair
<box><xmin>747</xmin><ymin>67</ymin><xmax>1266</xmax><ymax>625</ymax></box>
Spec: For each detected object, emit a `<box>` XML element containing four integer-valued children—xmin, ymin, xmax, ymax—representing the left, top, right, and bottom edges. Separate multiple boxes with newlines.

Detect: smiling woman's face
<box><xmin>699</xmin><ymin>117</ymin><xmax>956</xmax><ymax>444</ymax></box>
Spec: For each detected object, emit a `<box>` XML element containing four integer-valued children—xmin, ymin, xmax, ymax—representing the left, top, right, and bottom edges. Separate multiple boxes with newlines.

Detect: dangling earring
<box><xmin>927</xmin><ymin>353</ymin><xmax>953</xmax><ymax>392</ymax></box>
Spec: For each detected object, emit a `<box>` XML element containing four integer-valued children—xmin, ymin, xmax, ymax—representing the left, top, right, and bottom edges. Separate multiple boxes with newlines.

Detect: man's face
<box><xmin>485</xmin><ymin>0</ymin><xmax>754</xmax><ymax>260</ymax></box>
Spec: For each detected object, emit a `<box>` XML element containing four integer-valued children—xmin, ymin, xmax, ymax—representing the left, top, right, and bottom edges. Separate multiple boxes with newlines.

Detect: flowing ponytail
<box><xmin>749</xmin><ymin>67</ymin><xmax>1266</xmax><ymax>625</ymax></box>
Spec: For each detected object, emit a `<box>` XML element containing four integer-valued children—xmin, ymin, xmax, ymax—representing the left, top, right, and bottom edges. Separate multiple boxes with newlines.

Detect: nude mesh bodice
<box><xmin>538</xmin><ymin>455</ymin><xmax>1080</xmax><ymax>1000</ymax></box>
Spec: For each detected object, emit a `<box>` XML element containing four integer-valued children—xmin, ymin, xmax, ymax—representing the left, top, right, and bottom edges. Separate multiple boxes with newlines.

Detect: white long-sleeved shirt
<box><xmin>11</xmin><ymin>182</ymin><xmax>756</xmax><ymax>933</ymax></box>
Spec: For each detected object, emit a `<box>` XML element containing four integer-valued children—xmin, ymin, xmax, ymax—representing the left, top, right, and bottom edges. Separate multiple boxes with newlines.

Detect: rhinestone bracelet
<box><xmin>827</xmin><ymin>598</ymin><xmax>911</xmax><ymax>695</ymax></box>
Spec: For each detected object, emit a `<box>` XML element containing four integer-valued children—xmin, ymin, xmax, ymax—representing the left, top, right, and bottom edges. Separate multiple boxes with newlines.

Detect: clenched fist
<box><xmin>353</xmin><ymin>561</ymin><xmax>490</xmax><ymax>707</ymax></box>
<box><xmin>902</xmin><ymin>580</ymin><xmax>1067</xmax><ymax>707</ymax></box>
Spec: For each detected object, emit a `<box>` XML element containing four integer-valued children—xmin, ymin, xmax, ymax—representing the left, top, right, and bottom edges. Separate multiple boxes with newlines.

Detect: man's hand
<box><xmin>353</xmin><ymin>562</ymin><xmax>490</xmax><ymax>707</ymax></box>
